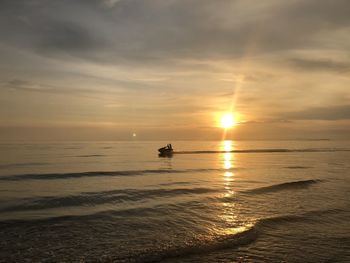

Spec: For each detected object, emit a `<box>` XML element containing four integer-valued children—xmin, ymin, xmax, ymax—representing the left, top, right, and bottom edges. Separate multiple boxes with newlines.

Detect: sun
<box><xmin>220</xmin><ymin>113</ymin><xmax>236</xmax><ymax>129</ymax></box>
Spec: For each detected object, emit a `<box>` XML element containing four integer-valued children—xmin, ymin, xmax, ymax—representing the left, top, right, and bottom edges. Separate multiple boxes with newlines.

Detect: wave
<box><xmin>284</xmin><ymin>166</ymin><xmax>311</xmax><ymax>169</ymax></box>
<box><xmin>0</xmin><ymin>205</ymin><xmax>345</xmax><ymax>262</ymax></box>
<box><xmin>147</xmin><ymin>208</ymin><xmax>346</xmax><ymax>262</ymax></box>
<box><xmin>63</xmin><ymin>147</ymin><xmax>83</xmax><ymax>150</ymax></box>
<box><xmin>0</xmin><ymin>200</ymin><xmax>213</xmax><ymax>227</ymax></box>
<box><xmin>256</xmin><ymin>208</ymin><xmax>345</xmax><ymax>228</ymax></box>
<box><xmin>0</xmin><ymin>187</ymin><xmax>218</xmax><ymax>212</ymax></box>
<box><xmin>146</xmin><ymin>208</ymin><xmax>346</xmax><ymax>262</ymax></box>
<box><xmin>0</xmin><ymin>212</ymin><xmax>257</xmax><ymax>263</ymax></box>
<box><xmin>174</xmin><ymin>148</ymin><xmax>350</xmax><ymax>154</ymax></box>
<box><xmin>157</xmin><ymin>181</ymin><xmax>192</xmax><ymax>187</ymax></box>
<box><xmin>0</xmin><ymin>168</ymin><xmax>224</xmax><ymax>181</ymax></box>
<box><xmin>75</xmin><ymin>154</ymin><xmax>105</xmax><ymax>157</ymax></box>
<box><xmin>1</xmin><ymin>202</ymin><xmax>343</xmax><ymax>227</ymax></box>
<box><xmin>244</xmin><ymin>179</ymin><xmax>322</xmax><ymax>194</ymax></box>
<box><xmin>136</xmin><ymin>226</ymin><xmax>257</xmax><ymax>262</ymax></box>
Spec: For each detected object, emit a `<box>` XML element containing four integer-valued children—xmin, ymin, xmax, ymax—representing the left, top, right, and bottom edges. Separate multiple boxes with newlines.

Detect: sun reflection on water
<box><xmin>216</xmin><ymin>140</ymin><xmax>255</xmax><ymax>236</ymax></box>
<box><xmin>221</xmin><ymin>141</ymin><xmax>235</xmax><ymax>199</ymax></box>
<box><xmin>224</xmin><ymin>153</ymin><xmax>232</xmax><ymax>169</ymax></box>
<box><xmin>223</xmin><ymin>140</ymin><xmax>234</xmax><ymax>170</ymax></box>
<box><xmin>223</xmin><ymin>140</ymin><xmax>233</xmax><ymax>152</ymax></box>
<box><xmin>215</xmin><ymin>223</ymin><xmax>255</xmax><ymax>236</ymax></box>
<box><xmin>224</xmin><ymin>171</ymin><xmax>234</xmax><ymax>179</ymax></box>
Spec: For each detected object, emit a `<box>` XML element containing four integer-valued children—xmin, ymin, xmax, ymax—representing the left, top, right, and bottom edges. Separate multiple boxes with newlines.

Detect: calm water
<box><xmin>0</xmin><ymin>141</ymin><xmax>349</xmax><ymax>262</ymax></box>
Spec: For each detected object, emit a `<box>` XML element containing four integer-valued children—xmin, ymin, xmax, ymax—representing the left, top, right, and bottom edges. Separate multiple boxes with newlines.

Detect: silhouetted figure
<box><xmin>168</xmin><ymin>144</ymin><xmax>172</xmax><ymax>150</ymax></box>
<box><xmin>158</xmin><ymin>143</ymin><xmax>174</xmax><ymax>157</ymax></box>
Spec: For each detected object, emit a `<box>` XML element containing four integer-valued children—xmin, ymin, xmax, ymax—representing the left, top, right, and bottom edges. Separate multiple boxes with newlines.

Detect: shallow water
<box><xmin>0</xmin><ymin>140</ymin><xmax>349</xmax><ymax>262</ymax></box>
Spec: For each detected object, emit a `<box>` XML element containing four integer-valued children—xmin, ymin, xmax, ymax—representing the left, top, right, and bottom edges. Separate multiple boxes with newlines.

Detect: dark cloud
<box><xmin>288</xmin><ymin>58</ymin><xmax>350</xmax><ymax>73</ymax></box>
<box><xmin>0</xmin><ymin>1</ymin><xmax>108</xmax><ymax>60</ymax></box>
<box><xmin>37</xmin><ymin>21</ymin><xmax>105</xmax><ymax>55</ymax></box>
<box><xmin>1</xmin><ymin>0</ymin><xmax>350</xmax><ymax>64</ymax></box>
<box><xmin>285</xmin><ymin>105</ymin><xmax>350</xmax><ymax>121</ymax></box>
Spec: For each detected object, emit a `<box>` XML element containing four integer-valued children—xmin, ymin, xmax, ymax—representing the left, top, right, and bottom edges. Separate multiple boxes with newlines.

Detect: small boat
<box><xmin>158</xmin><ymin>144</ymin><xmax>174</xmax><ymax>156</ymax></box>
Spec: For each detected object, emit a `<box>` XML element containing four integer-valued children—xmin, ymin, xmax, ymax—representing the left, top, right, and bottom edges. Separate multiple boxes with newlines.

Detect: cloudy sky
<box><xmin>0</xmin><ymin>0</ymin><xmax>349</xmax><ymax>140</ymax></box>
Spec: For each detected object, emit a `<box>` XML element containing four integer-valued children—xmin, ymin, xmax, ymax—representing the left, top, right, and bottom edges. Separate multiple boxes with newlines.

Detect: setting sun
<box><xmin>220</xmin><ymin>114</ymin><xmax>236</xmax><ymax>129</ymax></box>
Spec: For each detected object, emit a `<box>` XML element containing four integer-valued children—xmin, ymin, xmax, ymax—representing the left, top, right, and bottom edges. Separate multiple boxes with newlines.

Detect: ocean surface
<box><xmin>0</xmin><ymin>140</ymin><xmax>349</xmax><ymax>262</ymax></box>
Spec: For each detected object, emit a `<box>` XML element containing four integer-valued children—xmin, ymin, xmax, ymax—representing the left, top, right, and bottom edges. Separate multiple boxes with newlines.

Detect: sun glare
<box><xmin>220</xmin><ymin>114</ymin><xmax>236</xmax><ymax>129</ymax></box>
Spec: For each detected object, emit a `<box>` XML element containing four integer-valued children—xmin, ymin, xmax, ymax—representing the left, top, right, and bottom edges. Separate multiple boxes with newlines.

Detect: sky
<box><xmin>0</xmin><ymin>0</ymin><xmax>349</xmax><ymax>141</ymax></box>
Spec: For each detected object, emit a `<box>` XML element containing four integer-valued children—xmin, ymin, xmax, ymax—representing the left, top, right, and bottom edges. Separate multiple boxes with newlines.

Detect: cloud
<box><xmin>101</xmin><ymin>0</ymin><xmax>122</xmax><ymax>8</ymax></box>
<box><xmin>284</xmin><ymin>105</ymin><xmax>350</xmax><ymax>121</ymax></box>
<box><xmin>37</xmin><ymin>21</ymin><xmax>106</xmax><ymax>55</ymax></box>
<box><xmin>0</xmin><ymin>0</ymin><xmax>350</xmax><ymax>140</ymax></box>
<box><xmin>0</xmin><ymin>79</ymin><xmax>108</xmax><ymax>97</ymax></box>
<box><xmin>1</xmin><ymin>79</ymin><xmax>59</xmax><ymax>92</ymax></box>
<box><xmin>288</xmin><ymin>58</ymin><xmax>350</xmax><ymax>73</ymax></box>
<box><xmin>1</xmin><ymin>0</ymin><xmax>350</xmax><ymax>64</ymax></box>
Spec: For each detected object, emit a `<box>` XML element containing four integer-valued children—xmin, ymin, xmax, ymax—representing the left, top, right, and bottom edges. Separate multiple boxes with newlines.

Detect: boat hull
<box><xmin>158</xmin><ymin>148</ymin><xmax>174</xmax><ymax>157</ymax></box>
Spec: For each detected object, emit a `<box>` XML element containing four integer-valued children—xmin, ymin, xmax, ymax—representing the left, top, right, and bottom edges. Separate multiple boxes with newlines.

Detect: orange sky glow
<box><xmin>0</xmin><ymin>0</ymin><xmax>349</xmax><ymax>141</ymax></box>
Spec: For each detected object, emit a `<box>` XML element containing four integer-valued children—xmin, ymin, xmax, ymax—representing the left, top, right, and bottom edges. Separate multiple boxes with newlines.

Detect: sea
<box><xmin>0</xmin><ymin>140</ymin><xmax>349</xmax><ymax>262</ymax></box>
